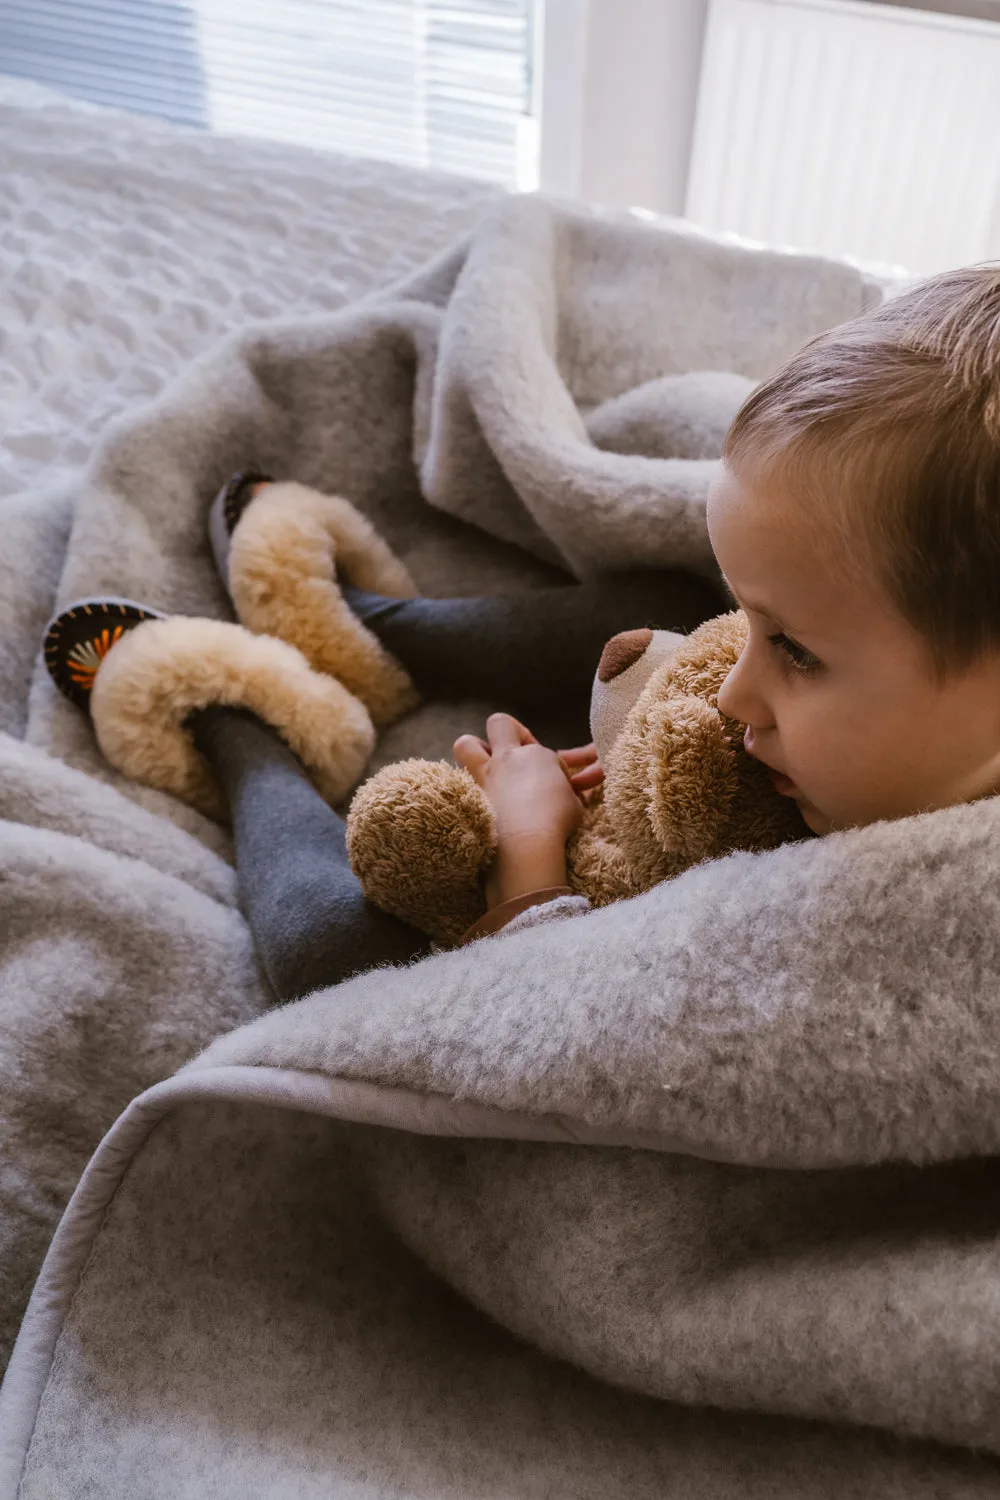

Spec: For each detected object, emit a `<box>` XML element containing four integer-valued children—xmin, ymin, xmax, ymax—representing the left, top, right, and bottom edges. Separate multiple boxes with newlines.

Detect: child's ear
<box><xmin>589</xmin><ymin>628</ymin><xmax>686</xmax><ymax>768</ymax></box>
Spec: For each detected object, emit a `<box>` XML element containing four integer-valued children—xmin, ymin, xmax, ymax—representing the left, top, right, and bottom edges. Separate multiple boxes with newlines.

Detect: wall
<box><xmin>538</xmin><ymin>0</ymin><xmax>709</xmax><ymax>214</ymax></box>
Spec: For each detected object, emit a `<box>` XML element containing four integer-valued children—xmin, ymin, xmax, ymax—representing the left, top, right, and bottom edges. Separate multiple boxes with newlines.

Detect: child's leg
<box><xmin>344</xmin><ymin>568</ymin><xmax>723</xmax><ymax>716</ymax></box>
<box><xmin>191</xmin><ymin>706</ymin><xmax>430</xmax><ymax>1000</ymax></box>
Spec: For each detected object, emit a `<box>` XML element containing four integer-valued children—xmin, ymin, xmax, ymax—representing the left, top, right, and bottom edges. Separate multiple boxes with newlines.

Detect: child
<box><xmin>45</xmin><ymin>263</ymin><xmax>1000</xmax><ymax>998</ymax></box>
<box><xmin>455</xmin><ymin>262</ymin><xmax>1000</xmax><ymax>893</ymax></box>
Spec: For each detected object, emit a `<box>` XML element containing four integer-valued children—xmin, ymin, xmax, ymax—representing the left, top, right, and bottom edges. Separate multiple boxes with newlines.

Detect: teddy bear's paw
<box><xmin>346</xmin><ymin>760</ymin><xmax>497</xmax><ymax>945</ymax></box>
<box><xmin>228</xmin><ymin>481</ymin><xmax>419</xmax><ymax>729</ymax></box>
<box><xmin>606</xmin><ymin>691</ymin><xmax>737</xmax><ymax>886</ymax></box>
<box><xmin>91</xmin><ymin>616</ymin><xmax>375</xmax><ymax>821</ymax></box>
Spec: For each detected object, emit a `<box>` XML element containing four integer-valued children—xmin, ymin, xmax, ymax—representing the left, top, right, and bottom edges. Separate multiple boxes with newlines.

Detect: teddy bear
<box><xmin>344</xmin><ymin>609</ymin><xmax>811</xmax><ymax>945</ymax></box>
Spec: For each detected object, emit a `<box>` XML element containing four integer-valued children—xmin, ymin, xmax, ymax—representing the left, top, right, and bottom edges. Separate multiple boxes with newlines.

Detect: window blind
<box><xmin>0</xmin><ymin>0</ymin><xmax>535</xmax><ymax>185</ymax></box>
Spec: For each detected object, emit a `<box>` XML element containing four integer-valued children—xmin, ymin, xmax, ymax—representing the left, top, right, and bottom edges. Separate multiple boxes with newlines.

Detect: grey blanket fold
<box><xmin>6</xmin><ymin>193</ymin><xmax>996</xmax><ymax>1497</ymax></box>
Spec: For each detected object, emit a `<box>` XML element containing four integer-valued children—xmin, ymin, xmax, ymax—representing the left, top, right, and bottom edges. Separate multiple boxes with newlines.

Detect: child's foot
<box><xmin>45</xmin><ymin>598</ymin><xmax>378</xmax><ymax>819</ymax></box>
<box><xmin>207</xmin><ymin>470</ymin><xmax>274</xmax><ymax>594</ymax></box>
<box><xmin>44</xmin><ymin>597</ymin><xmax>165</xmax><ymax>714</ymax></box>
<box><xmin>207</xmin><ymin>477</ymin><xmax>419</xmax><ymax>729</ymax></box>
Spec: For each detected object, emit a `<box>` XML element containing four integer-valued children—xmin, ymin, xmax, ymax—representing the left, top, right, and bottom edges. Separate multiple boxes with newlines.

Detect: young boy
<box><xmin>45</xmin><ymin>264</ymin><xmax>1000</xmax><ymax>996</ymax></box>
<box><xmin>455</xmin><ymin>262</ymin><xmax>1000</xmax><ymax>894</ymax></box>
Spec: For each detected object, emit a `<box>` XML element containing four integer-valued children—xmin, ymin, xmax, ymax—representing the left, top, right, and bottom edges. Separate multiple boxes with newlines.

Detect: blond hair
<box><xmin>724</xmin><ymin>263</ymin><xmax>1000</xmax><ymax>678</ymax></box>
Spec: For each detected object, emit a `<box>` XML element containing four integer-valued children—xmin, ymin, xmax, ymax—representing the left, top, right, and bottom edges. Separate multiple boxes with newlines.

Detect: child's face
<box><xmin>706</xmin><ymin>462</ymin><xmax>1000</xmax><ymax>835</ymax></box>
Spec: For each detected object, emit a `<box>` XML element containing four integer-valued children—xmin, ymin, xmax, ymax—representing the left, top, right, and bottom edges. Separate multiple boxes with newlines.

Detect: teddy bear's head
<box><xmin>586</xmin><ymin>610</ymin><xmax>809</xmax><ymax>894</ymax></box>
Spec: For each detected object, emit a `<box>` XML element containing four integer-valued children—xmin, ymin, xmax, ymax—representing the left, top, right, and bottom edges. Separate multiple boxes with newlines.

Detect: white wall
<box><xmin>538</xmin><ymin>0</ymin><xmax>709</xmax><ymax>214</ymax></box>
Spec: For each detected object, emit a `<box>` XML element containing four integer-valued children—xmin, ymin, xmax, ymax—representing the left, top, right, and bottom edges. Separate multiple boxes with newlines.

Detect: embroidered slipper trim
<box><xmin>44</xmin><ymin>598</ymin><xmax>164</xmax><ymax>715</ymax></box>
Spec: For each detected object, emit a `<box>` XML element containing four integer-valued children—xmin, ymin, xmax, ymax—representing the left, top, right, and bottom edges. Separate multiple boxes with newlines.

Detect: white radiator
<box><xmin>685</xmin><ymin>0</ymin><xmax>1000</xmax><ymax>276</ymax></box>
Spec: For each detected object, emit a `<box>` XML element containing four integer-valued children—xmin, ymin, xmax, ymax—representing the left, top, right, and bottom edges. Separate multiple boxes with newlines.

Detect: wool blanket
<box><xmin>6</xmin><ymin>180</ymin><xmax>999</xmax><ymax>1497</ymax></box>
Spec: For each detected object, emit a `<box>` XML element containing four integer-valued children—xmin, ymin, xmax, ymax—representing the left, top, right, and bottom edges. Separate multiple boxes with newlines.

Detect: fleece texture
<box><xmin>8</xmin><ymin>786</ymin><xmax>1000</xmax><ymax>1495</ymax></box>
<box><xmin>9</xmin><ymin>1098</ymin><xmax>1000</xmax><ymax>1500</ymax></box>
<box><xmin>0</xmin><ymin>107</ymin><xmax>499</xmax><ymax>1388</ymax></box>
<box><xmin>8</xmin><ymin>174</ymin><xmax>984</xmax><ymax>1499</ymax></box>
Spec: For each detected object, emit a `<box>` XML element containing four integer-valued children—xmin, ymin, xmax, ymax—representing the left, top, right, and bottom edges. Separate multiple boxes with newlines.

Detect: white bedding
<box><xmin>0</xmin><ymin>75</ymin><xmax>496</xmax><ymax>501</ymax></box>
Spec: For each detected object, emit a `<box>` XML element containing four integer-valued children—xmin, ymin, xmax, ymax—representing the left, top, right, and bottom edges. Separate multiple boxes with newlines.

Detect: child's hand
<box><xmin>454</xmin><ymin>713</ymin><xmax>585</xmax><ymax>907</ymax></box>
<box><xmin>455</xmin><ymin>713</ymin><xmax>584</xmax><ymax>845</ymax></box>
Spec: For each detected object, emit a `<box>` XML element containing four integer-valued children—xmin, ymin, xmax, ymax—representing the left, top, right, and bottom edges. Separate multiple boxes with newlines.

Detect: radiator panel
<box><xmin>686</xmin><ymin>0</ymin><xmax>1000</xmax><ymax>274</ymax></box>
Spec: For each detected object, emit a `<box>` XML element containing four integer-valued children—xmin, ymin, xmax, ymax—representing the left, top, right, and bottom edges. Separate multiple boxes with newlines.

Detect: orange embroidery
<box><xmin>67</xmin><ymin>625</ymin><xmax>125</xmax><ymax>687</ymax></box>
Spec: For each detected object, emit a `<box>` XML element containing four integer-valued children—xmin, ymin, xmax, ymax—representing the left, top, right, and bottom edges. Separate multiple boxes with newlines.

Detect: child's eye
<box><xmin>767</xmin><ymin>631</ymin><xmax>821</xmax><ymax>674</ymax></box>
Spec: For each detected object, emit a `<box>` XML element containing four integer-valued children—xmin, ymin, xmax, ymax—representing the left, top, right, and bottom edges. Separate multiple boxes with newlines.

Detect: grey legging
<box><xmin>191</xmin><ymin>570</ymin><xmax>724</xmax><ymax>1000</ymax></box>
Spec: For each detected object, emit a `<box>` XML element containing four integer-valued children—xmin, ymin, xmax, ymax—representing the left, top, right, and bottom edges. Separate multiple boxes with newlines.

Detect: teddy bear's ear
<box><xmin>606</xmin><ymin>692</ymin><xmax>738</xmax><ymax>887</ymax></box>
<box><xmin>590</xmin><ymin>628</ymin><xmax>687</xmax><ymax>768</ymax></box>
<box><xmin>346</xmin><ymin>760</ymin><xmax>496</xmax><ymax>946</ymax></box>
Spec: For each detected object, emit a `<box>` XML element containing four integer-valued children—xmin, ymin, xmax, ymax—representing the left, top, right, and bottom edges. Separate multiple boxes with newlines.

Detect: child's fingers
<box><xmin>558</xmin><ymin>744</ymin><xmax>604</xmax><ymax>789</ymax></box>
<box><xmin>485</xmin><ymin>712</ymin><xmax>536</xmax><ymax>749</ymax></box>
<box><xmin>453</xmin><ymin>734</ymin><xmax>491</xmax><ymax>779</ymax></box>
<box><xmin>557</xmin><ymin>743</ymin><xmax>599</xmax><ymax>768</ymax></box>
<box><xmin>569</xmin><ymin>762</ymin><xmax>605</xmax><ymax>791</ymax></box>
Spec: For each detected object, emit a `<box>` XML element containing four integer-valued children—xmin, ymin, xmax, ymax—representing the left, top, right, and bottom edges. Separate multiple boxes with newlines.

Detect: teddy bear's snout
<box><xmin>598</xmin><ymin>628</ymin><xmax>653</xmax><ymax>683</ymax></box>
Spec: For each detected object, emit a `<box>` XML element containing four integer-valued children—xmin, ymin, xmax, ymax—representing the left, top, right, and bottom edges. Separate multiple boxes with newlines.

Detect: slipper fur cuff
<box><xmin>91</xmin><ymin>617</ymin><xmax>376</xmax><ymax>821</ymax></box>
<box><xmin>228</xmin><ymin>482</ymin><xmax>419</xmax><ymax>728</ymax></box>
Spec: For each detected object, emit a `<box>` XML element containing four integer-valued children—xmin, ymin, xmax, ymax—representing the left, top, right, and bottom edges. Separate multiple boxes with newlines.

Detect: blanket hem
<box><xmin>0</xmin><ymin>1059</ymin><xmax>769</xmax><ymax>1497</ymax></box>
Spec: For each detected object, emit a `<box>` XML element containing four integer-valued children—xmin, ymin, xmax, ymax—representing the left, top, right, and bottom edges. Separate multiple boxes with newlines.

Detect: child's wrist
<box><xmin>487</xmin><ymin>831</ymin><xmax>569</xmax><ymax>907</ymax></box>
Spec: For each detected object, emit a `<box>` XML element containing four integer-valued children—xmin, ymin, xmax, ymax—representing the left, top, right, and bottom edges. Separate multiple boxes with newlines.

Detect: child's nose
<box><xmin>717</xmin><ymin>649</ymin><xmax>770</xmax><ymax>728</ymax></box>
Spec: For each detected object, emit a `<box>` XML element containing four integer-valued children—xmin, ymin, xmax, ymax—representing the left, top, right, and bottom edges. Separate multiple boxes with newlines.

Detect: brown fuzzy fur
<box><xmin>347</xmin><ymin>761</ymin><xmax>498</xmax><ymax>945</ymax></box>
<box><xmin>91</xmin><ymin>617</ymin><xmax>376</xmax><ymax>820</ymax></box>
<box><xmin>228</xmin><ymin>481</ymin><xmax>419</xmax><ymax>729</ymax></box>
<box><xmin>346</xmin><ymin>611</ymin><xmax>809</xmax><ymax>944</ymax></box>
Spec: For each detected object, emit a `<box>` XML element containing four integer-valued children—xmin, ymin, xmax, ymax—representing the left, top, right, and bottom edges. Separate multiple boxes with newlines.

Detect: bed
<box><xmin>4</xmin><ymin>73</ymin><xmax>1000</xmax><ymax>1500</ymax></box>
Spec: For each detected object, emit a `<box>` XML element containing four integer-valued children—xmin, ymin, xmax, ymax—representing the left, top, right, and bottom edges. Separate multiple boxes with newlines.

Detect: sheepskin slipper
<box><xmin>90</xmin><ymin>615</ymin><xmax>376</xmax><ymax>821</ymax></box>
<box><xmin>227</xmin><ymin>480</ymin><xmax>420</xmax><ymax>729</ymax></box>
<box><xmin>207</xmin><ymin>470</ymin><xmax>274</xmax><ymax>587</ymax></box>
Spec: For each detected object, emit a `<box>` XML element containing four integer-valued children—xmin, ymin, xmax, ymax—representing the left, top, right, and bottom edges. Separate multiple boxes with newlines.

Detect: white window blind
<box><xmin>0</xmin><ymin>0</ymin><xmax>535</xmax><ymax>185</ymax></box>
